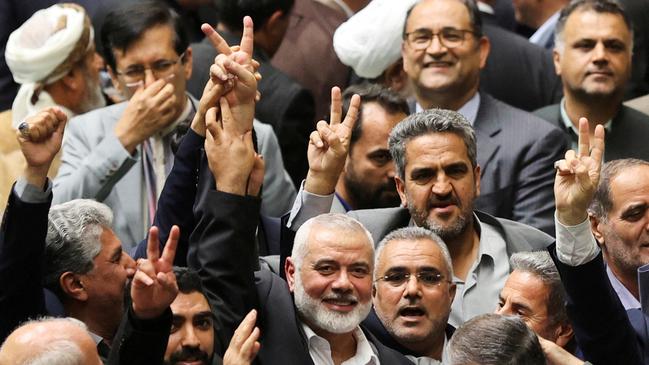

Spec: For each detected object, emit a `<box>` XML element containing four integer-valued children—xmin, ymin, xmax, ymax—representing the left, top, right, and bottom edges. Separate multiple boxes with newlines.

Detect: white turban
<box><xmin>333</xmin><ymin>0</ymin><xmax>419</xmax><ymax>79</ymax></box>
<box><xmin>6</xmin><ymin>3</ymin><xmax>92</xmax><ymax>127</ymax></box>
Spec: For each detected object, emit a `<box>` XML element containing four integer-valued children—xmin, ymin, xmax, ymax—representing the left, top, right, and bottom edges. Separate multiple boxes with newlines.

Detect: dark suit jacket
<box><xmin>0</xmin><ymin>185</ymin><xmax>50</xmax><ymax>343</ymax></box>
<box><xmin>187</xmin><ymin>189</ymin><xmax>411</xmax><ymax>364</ymax></box>
<box><xmin>534</xmin><ymin>103</ymin><xmax>649</xmax><ymax>162</ymax></box>
<box><xmin>480</xmin><ymin>22</ymin><xmax>562</xmax><ymax>112</ymax></box>
<box><xmin>433</xmin><ymin>93</ymin><xmax>566</xmax><ymax>235</ymax></box>
<box><xmin>188</xmin><ymin>33</ymin><xmax>316</xmax><ymax>187</ymax></box>
<box><xmin>548</xmin><ymin>247</ymin><xmax>644</xmax><ymax>365</ymax></box>
<box><xmin>271</xmin><ymin>0</ymin><xmax>351</xmax><ymax>121</ymax></box>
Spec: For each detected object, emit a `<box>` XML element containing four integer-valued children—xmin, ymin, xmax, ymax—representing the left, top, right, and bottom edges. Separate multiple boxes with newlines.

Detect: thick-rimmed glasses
<box><xmin>404</xmin><ymin>28</ymin><xmax>476</xmax><ymax>50</ymax></box>
<box><xmin>375</xmin><ymin>271</ymin><xmax>451</xmax><ymax>287</ymax></box>
<box><xmin>115</xmin><ymin>51</ymin><xmax>186</xmax><ymax>86</ymax></box>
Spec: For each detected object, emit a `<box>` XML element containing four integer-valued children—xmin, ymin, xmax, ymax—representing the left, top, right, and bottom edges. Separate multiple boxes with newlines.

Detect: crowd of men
<box><xmin>1</xmin><ymin>0</ymin><xmax>649</xmax><ymax>364</ymax></box>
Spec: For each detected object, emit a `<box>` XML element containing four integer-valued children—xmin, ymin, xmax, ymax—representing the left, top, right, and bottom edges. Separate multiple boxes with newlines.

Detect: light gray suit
<box><xmin>54</xmin><ymin>101</ymin><xmax>296</xmax><ymax>248</ymax></box>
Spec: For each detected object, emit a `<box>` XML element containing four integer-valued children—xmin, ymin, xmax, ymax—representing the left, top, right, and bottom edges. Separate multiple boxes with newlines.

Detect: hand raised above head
<box><xmin>17</xmin><ymin>107</ymin><xmax>67</xmax><ymax>170</ymax></box>
<box><xmin>131</xmin><ymin>225</ymin><xmax>180</xmax><ymax>320</ymax></box>
<box><xmin>554</xmin><ymin>117</ymin><xmax>605</xmax><ymax>226</ymax></box>
<box><xmin>204</xmin><ymin>98</ymin><xmax>257</xmax><ymax>196</ymax></box>
<box><xmin>305</xmin><ymin>86</ymin><xmax>361</xmax><ymax>195</ymax></box>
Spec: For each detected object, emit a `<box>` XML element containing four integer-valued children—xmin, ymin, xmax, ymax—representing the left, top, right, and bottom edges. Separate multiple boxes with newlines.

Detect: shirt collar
<box><xmin>559</xmin><ymin>98</ymin><xmax>613</xmax><ymax>149</ymax></box>
<box><xmin>607</xmin><ymin>265</ymin><xmax>642</xmax><ymax>310</ymax></box>
<box><xmin>88</xmin><ymin>331</ymin><xmax>104</xmax><ymax>346</ymax></box>
<box><xmin>415</xmin><ymin>92</ymin><xmax>480</xmax><ymax>125</ymax></box>
<box><xmin>404</xmin><ymin>332</ymin><xmax>449</xmax><ymax>365</ymax></box>
<box><xmin>477</xmin><ymin>2</ymin><xmax>495</xmax><ymax>15</ymax></box>
<box><xmin>301</xmin><ymin>322</ymin><xmax>379</xmax><ymax>365</ymax></box>
<box><xmin>158</xmin><ymin>95</ymin><xmax>195</xmax><ymax>137</ymax></box>
<box><xmin>529</xmin><ymin>11</ymin><xmax>560</xmax><ymax>46</ymax></box>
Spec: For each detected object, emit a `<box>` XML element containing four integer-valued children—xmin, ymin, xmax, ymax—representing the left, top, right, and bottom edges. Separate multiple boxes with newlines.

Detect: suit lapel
<box><xmin>474</xmin><ymin>94</ymin><xmax>501</xmax><ymax>176</ymax></box>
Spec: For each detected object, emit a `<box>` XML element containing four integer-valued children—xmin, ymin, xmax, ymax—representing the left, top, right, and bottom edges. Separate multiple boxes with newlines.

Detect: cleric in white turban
<box><xmin>5</xmin><ymin>3</ymin><xmax>105</xmax><ymax>127</ymax></box>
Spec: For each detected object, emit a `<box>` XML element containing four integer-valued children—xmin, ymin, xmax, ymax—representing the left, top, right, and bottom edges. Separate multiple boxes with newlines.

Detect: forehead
<box><xmin>113</xmin><ymin>24</ymin><xmax>177</xmax><ymax>64</ymax></box>
<box><xmin>563</xmin><ymin>9</ymin><xmax>631</xmax><ymax>43</ymax></box>
<box><xmin>404</xmin><ymin>132</ymin><xmax>471</xmax><ymax>169</ymax></box>
<box><xmin>378</xmin><ymin>238</ymin><xmax>449</xmax><ymax>272</ymax></box>
<box><xmin>503</xmin><ymin>270</ymin><xmax>550</xmax><ymax>302</ymax></box>
<box><xmin>406</xmin><ymin>0</ymin><xmax>472</xmax><ymax>31</ymax></box>
<box><xmin>303</xmin><ymin>225</ymin><xmax>373</xmax><ymax>263</ymax></box>
<box><xmin>357</xmin><ymin>102</ymin><xmax>405</xmax><ymax>145</ymax></box>
<box><xmin>98</xmin><ymin>228</ymin><xmax>121</xmax><ymax>255</ymax></box>
<box><xmin>609</xmin><ymin>165</ymin><xmax>649</xmax><ymax>211</ymax></box>
<box><xmin>171</xmin><ymin>291</ymin><xmax>211</xmax><ymax>316</ymax></box>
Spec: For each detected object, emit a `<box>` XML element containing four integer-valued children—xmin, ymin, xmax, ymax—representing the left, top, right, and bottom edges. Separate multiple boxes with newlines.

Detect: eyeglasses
<box><xmin>404</xmin><ymin>28</ymin><xmax>476</xmax><ymax>50</ymax></box>
<box><xmin>115</xmin><ymin>51</ymin><xmax>186</xmax><ymax>84</ymax></box>
<box><xmin>375</xmin><ymin>271</ymin><xmax>451</xmax><ymax>287</ymax></box>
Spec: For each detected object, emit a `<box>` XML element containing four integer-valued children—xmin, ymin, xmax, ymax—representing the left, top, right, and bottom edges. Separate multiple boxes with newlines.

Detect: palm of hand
<box><xmin>307</xmin><ymin>122</ymin><xmax>351</xmax><ymax>173</ymax></box>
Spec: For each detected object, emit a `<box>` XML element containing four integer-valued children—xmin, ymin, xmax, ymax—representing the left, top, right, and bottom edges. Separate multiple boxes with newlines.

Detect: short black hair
<box><xmin>342</xmin><ymin>82</ymin><xmax>410</xmax><ymax>150</ymax></box>
<box><xmin>174</xmin><ymin>267</ymin><xmax>208</xmax><ymax>296</ymax></box>
<box><xmin>403</xmin><ymin>0</ymin><xmax>483</xmax><ymax>38</ymax></box>
<box><xmin>100</xmin><ymin>0</ymin><xmax>189</xmax><ymax>70</ymax></box>
<box><xmin>217</xmin><ymin>0</ymin><xmax>294</xmax><ymax>32</ymax></box>
<box><xmin>555</xmin><ymin>0</ymin><xmax>633</xmax><ymax>47</ymax></box>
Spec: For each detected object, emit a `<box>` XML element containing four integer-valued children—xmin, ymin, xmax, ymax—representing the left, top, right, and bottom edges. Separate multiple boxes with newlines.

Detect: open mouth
<box><xmin>399</xmin><ymin>306</ymin><xmax>426</xmax><ymax>317</ymax></box>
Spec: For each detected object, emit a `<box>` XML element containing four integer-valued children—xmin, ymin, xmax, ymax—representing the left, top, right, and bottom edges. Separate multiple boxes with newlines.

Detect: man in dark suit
<box><xmin>287</xmin><ymin>108</ymin><xmax>554</xmax><ymax>327</ymax></box>
<box><xmin>186</xmin><ymin>84</ymin><xmax>411</xmax><ymax>363</ymax></box>
<box><xmin>188</xmin><ymin>0</ymin><xmax>316</xmax><ymax>187</ymax></box>
<box><xmin>534</xmin><ymin>0</ymin><xmax>649</xmax><ymax>163</ymax></box>
<box><xmin>399</xmin><ymin>0</ymin><xmax>566</xmax><ymax>235</ymax></box>
<box><xmin>551</xmin><ymin>119</ymin><xmax>645</xmax><ymax>365</ymax></box>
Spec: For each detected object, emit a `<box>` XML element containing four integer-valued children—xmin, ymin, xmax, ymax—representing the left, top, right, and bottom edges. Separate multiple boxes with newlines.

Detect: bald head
<box><xmin>0</xmin><ymin>318</ymin><xmax>102</xmax><ymax>365</ymax></box>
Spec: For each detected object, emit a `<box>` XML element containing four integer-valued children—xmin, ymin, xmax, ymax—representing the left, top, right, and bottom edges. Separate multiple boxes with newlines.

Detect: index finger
<box><xmin>577</xmin><ymin>117</ymin><xmax>590</xmax><ymax>158</ymax></box>
<box><xmin>330</xmin><ymin>87</ymin><xmax>342</xmax><ymax>125</ymax></box>
<box><xmin>160</xmin><ymin>225</ymin><xmax>179</xmax><ymax>265</ymax></box>
<box><xmin>146</xmin><ymin>226</ymin><xmax>161</xmax><ymax>262</ymax></box>
<box><xmin>240</xmin><ymin>16</ymin><xmax>254</xmax><ymax>57</ymax></box>
<box><xmin>202</xmin><ymin>23</ymin><xmax>233</xmax><ymax>56</ymax></box>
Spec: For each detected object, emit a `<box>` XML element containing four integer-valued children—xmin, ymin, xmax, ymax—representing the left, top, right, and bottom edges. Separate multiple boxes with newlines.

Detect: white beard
<box><xmin>293</xmin><ymin>270</ymin><xmax>372</xmax><ymax>334</ymax></box>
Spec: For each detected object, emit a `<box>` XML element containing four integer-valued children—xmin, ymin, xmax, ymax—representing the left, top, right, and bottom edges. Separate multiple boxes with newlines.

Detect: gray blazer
<box><xmin>463</xmin><ymin>93</ymin><xmax>567</xmax><ymax>235</ymax></box>
<box><xmin>535</xmin><ymin>103</ymin><xmax>649</xmax><ymax>162</ymax></box>
<box><xmin>53</xmin><ymin>101</ymin><xmax>296</xmax><ymax>248</ymax></box>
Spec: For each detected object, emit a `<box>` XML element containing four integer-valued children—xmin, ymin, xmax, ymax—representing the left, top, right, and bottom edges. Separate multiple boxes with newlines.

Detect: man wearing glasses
<box><xmin>52</xmin><ymin>0</ymin><xmax>296</xmax><ymax>248</ymax></box>
<box><xmin>365</xmin><ymin>227</ymin><xmax>456</xmax><ymax>364</ymax></box>
<box><xmin>401</xmin><ymin>0</ymin><xmax>566</xmax><ymax>236</ymax></box>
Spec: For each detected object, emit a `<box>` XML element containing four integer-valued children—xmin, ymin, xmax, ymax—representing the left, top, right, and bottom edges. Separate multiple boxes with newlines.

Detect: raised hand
<box><xmin>304</xmin><ymin>86</ymin><xmax>361</xmax><ymax>195</ymax></box>
<box><xmin>201</xmin><ymin>16</ymin><xmax>257</xmax><ymax>134</ymax></box>
<box><xmin>114</xmin><ymin>79</ymin><xmax>177</xmax><ymax>154</ymax></box>
<box><xmin>130</xmin><ymin>225</ymin><xmax>179</xmax><ymax>320</ymax></box>
<box><xmin>554</xmin><ymin>117</ymin><xmax>605</xmax><ymax>225</ymax></box>
<box><xmin>223</xmin><ymin>310</ymin><xmax>261</xmax><ymax>365</ymax></box>
<box><xmin>17</xmin><ymin>107</ymin><xmax>67</xmax><ymax>188</ymax></box>
<box><xmin>204</xmin><ymin>98</ymin><xmax>256</xmax><ymax>196</ymax></box>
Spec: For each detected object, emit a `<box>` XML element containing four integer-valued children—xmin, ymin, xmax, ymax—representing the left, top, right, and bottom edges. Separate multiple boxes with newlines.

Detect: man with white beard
<box><xmin>1</xmin><ymin>2</ymin><xmax>105</xmax><ymax>206</ymax></box>
<box><xmin>187</xmin><ymin>69</ymin><xmax>410</xmax><ymax>362</ymax></box>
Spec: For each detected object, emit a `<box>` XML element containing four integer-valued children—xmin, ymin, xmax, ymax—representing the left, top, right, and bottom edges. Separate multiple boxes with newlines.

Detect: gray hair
<box><xmin>448</xmin><ymin>313</ymin><xmax>546</xmax><ymax>365</ymax></box>
<box><xmin>588</xmin><ymin>159</ymin><xmax>649</xmax><ymax>220</ymax></box>
<box><xmin>374</xmin><ymin>227</ymin><xmax>453</xmax><ymax>279</ymax></box>
<box><xmin>510</xmin><ymin>251</ymin><xmax>568</xmax><ymax>326</ymax></box>
<box><xmin>43</xmin><ymin>199</ymin><xmax>113</xmax><ymax>299</ymax></box>
<box><xmin>4</xmin><ymin>317</ymin><xmax>88</xmax><ymax>365</ymax></box>
<box><xmin>292</xmin><ymin>213</ymin><xmax>374</xmax><ymax>270</ymax></box>
<box><xmin>554</xmin><ymin>0</ymin><xmax>633</xmax><ymax>52</ymax></box>
<box><xmin>388</xmin><ymin>109</ymin><xmax>477</xmax><ymax>179</ymax></box>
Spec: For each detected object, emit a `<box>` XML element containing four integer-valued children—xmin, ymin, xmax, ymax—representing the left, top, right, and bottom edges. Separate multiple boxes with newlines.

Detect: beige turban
<box><xmin>6</xmin><ymin>3</ymin><xmax>93</xmax><ymax>126</ymax></box>
<box><xmin>333</xmin><ymin>0</ymin><xmax>419</xmax><ymax>79</ymax></box>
